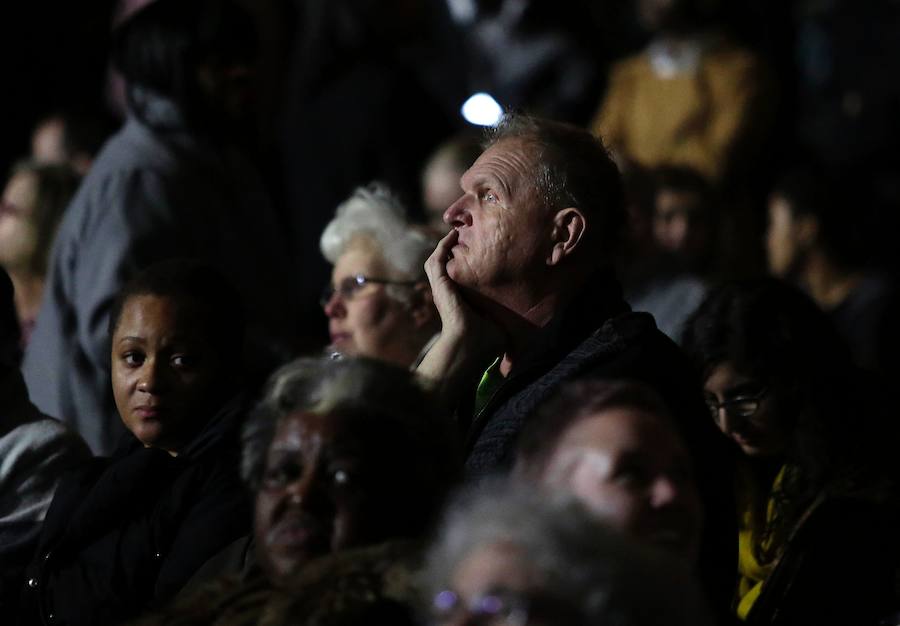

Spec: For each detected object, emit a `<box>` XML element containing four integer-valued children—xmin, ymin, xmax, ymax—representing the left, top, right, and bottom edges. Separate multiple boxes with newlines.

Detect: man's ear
<box><xmin>547</xmin><ymin>208</ymin><xmax>586</xmax><ymax>266</ymax></box>
<box><xmin>409</xmin><ymin>281</ymin><xmax>437</xmax><ymax>329</ymax></box>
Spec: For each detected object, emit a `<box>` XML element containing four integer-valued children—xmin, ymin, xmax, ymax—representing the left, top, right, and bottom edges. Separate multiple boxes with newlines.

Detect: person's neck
<box><xmin>802</xmin><ymin>251</ymin><xmax>860</xmax><ymax>310</ymax></box>
<box><xmin>471</xmin><ymin>284</ymin><xmax>569</xmax><ymax>378</ymax></box>
<box><xmin>8</xmin><ymin>271</ymin><xmax>44</xmax><ymax>329</ymax></box>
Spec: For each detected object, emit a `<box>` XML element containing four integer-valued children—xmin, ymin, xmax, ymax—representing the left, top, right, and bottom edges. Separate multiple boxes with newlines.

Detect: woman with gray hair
<box><xmin>423</xmin><ymin>479</ymin><xmax>711</xmax><ymax>626</ymax></box>
<box><xmin>320</xmin><ymin>183</ymin><xmax>439</xmax><ymax>367</ymax></box>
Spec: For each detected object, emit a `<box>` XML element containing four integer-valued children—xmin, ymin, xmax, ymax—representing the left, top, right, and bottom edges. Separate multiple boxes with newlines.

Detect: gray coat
<box><xmin>22</xmin><ymin>99</ymin><xmax>297</xmax><ymax>454</ymax></box>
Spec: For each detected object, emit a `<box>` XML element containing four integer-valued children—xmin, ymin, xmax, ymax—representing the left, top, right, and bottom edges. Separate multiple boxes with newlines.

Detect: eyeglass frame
<box><xmin>429</xmin><ymin>589</ymin><xmax>532</xmax><ymax>626</ymax></box>
<box><xmin>319</xmin><ymin>274</ymin><xmax>419</xmax><ymax>308</ymax></box>
<box><xmin>705</xmin><ymin>387</ymin><xmax>769</xmax><ymax>421</ymax></box>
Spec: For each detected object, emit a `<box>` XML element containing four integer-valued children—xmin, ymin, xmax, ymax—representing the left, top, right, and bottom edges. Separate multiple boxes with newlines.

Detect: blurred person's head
<box><xmin>320</xmin><ymin>184</ymin><xmax>439</xmax><ymax>367</ymax></box>
<box><xmin>110</xmin><ymin>0</ymin><xmax>258</xmax><ymax>132</ymax></box>
<box><xmin>108</xmin><ymin>259</ymin><xmax>245</xmax><ymax>454</ymax></box>
<box><xmin>31</xmin><ymin>111</ymin><xmax>116</xmax><ymax>175</ymax></box>
<box><xmin>515</xmin><ymin>379</ymin><xmax>703</xmax><ymax>562</ymax></box>
<box><xmin>443</xmin><ymin>113</ymin><xmax>625</xmax><ymax>311</ymax></box>
<box><xmin>0</xmin><ymin>161</ymin><xmax>80</xmax><ymax>279</ymax></box>
<box><xmin>423</xmin><ymin>480</ymin><xmax>711</xmax><ymax>626</ymax></box>
<box><xmin>766</xmin><ymin>167</ymin><xmax>864</xmax><ymax>280</ymax></box>
<box><xmin>421</xmin><ymin>134</ymin><xmax>483</xmax><ymax>232</ymax></box>
<box><xmin>650</xmin><ymin>167</ymin><xmax>716</xmax><ymax>270</ymax></box>
<box><xmin>243</xmin><ymin>356</ymin><xmax>458</xmax><ymax>583</ymax></box>
<box><xmin>683</xmin><ymin>278</ymin><xmax>852</xmax><ymax>474</ymax></box>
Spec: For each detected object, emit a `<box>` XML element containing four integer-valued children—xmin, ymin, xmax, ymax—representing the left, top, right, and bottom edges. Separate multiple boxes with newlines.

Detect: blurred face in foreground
<box><xmin>538</xmin><ymin>407</ymin><xmax>703</xmax><ymax>562</ymax></box>
<box><xmin>254</xmin><ymin>408</ymin><xmax>422</xmax><ymax>582</ymax></box>
<box><xmin>433</xmin><ymin>541</ymin><xmax>578</xmax><ymax>626</ymax></box>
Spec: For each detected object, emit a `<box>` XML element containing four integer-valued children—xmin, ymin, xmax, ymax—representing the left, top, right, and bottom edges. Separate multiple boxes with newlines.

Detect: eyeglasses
<box><xmin>705</xmin><ymin>387</ymin><xmax>768</xmax><ymax>421</ymax></box>
<box><xmin>319</xmin><ymin>274</ymin><xmax>418</xmax><ymax>308</ymax></box>
<box><xmin>430</xmin><ymin>589</ymin><xmax>529</xmax><ymax>626</ymax></box>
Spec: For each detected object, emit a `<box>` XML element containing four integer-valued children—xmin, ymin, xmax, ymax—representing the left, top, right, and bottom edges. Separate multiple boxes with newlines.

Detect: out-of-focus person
<box><xmin>22</xmin><ymin>0</ymin><xmax>297</xmax><ymax>455</ymax></box>
<box><xmin>683</xmin><ymin>279</ymin><xmax>900</xmax><ymax>626</ymax></box>
<box><xmin>320</xmin><ymin>184</ymin><xmax>439</xmax><ymax>368</ymax></box>
<box><xmin>766</xmin><ymin>166</ymin><xmax>897</xmax><ymax>373</ymax></box>
<box><xmin>0</xmin><ymin>162</ymin><xmax>80</xmax><ymax>347</ymax></box>
<box><xmin>624</xmin><ymin>166</ymin><xmax>714</xmax><ymax>341</ymax></box>
<box><xmin>422</xmin><ymin>479</ymin><xmax>711</xmax><ymax>626</ymax></box>
<box><xmin>515</xmin><ymin>378</ymin><xmax>703</xmax><ymax>564</ymax></box>
<box><xmin>421</xmin><ymin>133</ymin><xmax>483</xmax><ymax>233</ymax></box>
<box><xmin>591</xmin><ymin>0</ymin><xmax>772</xmax><ymax>183</ymax></box>
<box><xmin>131</xmin><ymin>356</ymin><xmax>459</xmax><ymax>626</ymax></box>
<box><xmin>17</xmin><ymin>260</ymin><xmax>253</xmax><ymax>626</ymax></box>
<box><xmin>0</xmin><ymin>268</ymin><xmax>90</xmax><ymax>612</ymax></box>
<box><xmin>30</xmin><ymin>111</ymin><xmax>116</xmax><ymax>176</ymax></box>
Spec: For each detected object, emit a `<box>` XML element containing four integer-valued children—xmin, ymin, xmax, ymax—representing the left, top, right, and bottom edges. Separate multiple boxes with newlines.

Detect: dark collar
<box><xmin>507</xmin><ymin>269</ymin><xmax>630</xmax><ymax>378</ymax></box>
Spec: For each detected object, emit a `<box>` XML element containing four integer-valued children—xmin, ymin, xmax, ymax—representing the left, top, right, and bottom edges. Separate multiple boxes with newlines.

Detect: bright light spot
<box><xmin>461</xmin><ymin>93</ymin><xmax>503</xmax><ymax>127</ymax></box>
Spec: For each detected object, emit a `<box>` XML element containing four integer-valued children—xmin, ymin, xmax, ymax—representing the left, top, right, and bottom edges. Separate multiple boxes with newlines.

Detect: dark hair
<box><xmin>108</xmin><ymin>259</ymin><xmax>246</xmax><ymax>367</ymax></box>
<box><xmin>515</xmin><ymin>378</ymin><xmax>675</xmax><ymax>478</ymax></box>
<box><xmin>682</xmin><ymin>279</ymin><xmax>876</xmax><ymax>555</ymax></box>
<box><xmin>8</xmin><ymin>161</ymin><xmax>81</xmax><ymax>276</ymax></box>
<box><xmin>111</xmin><ymin>0</ymin><xmax>256</xmax><ymax>126</ymax></box>
<box><xmin>652</xmin><ymin>166</ymin><xmax>713</xmax><ymax>202</ymax></box>
<box><xmin>773</xmin><ymin>167</ymin><xmax>866</xmax><ymax>269</ymax></box>
<box><xmin>487</xmin><ymin>113</ymin><xmax>625</xmax><ymax>265</ymax></box>
<box><xmin>1</xmin><ymin>267</ymin><xmax>21</xmax><ymax>371</ymax></box>
<box><xmin>243</xmin><ymin>356</ymin><xmax>460</xmax><ymax>538</ymax></box>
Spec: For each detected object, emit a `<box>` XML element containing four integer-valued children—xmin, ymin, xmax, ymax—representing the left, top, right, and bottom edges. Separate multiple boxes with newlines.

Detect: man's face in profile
<box><xmin>441</xmin><ymin>139</ymin><xmax>552</xmax><ymax>296</ymax></box>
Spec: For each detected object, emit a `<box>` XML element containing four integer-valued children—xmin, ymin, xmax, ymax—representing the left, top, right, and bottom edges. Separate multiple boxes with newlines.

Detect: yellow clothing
<box><xmin>735</xmin><ymin>465</ymin><xmax>786</xmax><ymax>620</ymax></box>
<box><xmin>592</xmin><ymin>40</ymin><xmax>769</xmax><ymax>181</ymax></box>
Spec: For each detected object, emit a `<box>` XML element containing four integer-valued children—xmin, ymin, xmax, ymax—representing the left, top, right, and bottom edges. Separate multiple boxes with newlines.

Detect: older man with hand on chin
<box><xmin>416</xmin><ymin>113</ymin><xmax>737</xmax><ymax>621</ymax></box>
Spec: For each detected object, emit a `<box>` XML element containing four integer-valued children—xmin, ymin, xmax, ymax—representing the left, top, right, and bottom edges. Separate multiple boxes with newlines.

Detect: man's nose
<box><xmin>443</xmin><ymin>195</ymin><xmax>472</xmax><ymax>228</ymax></box>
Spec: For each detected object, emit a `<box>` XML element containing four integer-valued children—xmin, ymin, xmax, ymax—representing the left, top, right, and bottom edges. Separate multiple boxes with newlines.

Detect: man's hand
<box><xmin>415</xmin><ymin>230</ymin><xmax>504</xmax><ymax>405</ymax></box>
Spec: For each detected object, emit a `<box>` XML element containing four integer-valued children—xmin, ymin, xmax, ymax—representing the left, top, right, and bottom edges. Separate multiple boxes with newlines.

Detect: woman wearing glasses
<box><xmin>683</xmin><ymin>279</ymin><xmax>900</xmax><ymax>626</ymax></box>
<box><xmin>320</xmin><ymin>183</ymin><xmax>439</xmax><ymax>368</ymax></box>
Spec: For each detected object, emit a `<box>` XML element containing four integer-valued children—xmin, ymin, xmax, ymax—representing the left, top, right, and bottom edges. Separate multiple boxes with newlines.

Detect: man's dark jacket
<box><xmin>461</xmin><ymin>271</ymin><xmax>737</xmax><ymax>619</ymax></box>
<box><xmin>17</xmin><ymin>398</ymin><xmax>252</xmax><ymax>626</ymax></box>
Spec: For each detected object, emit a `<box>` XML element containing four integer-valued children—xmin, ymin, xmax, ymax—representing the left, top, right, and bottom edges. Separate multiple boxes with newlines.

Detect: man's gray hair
<box><xmin>320</xmin><ymin>183</ymin><xmax>436</xmax><ymax>282</ymax></box>
<box><xmin>485</xmin><ymin>113</ymin><xmax>626</xmax><ymax>263</ymax></box>
<box><xmin>241</xmin><ymin>356</ymin><xmax>457</xmax><ymax>490</ymax></box>
<box><xmin>422</xmin><ymin>479</ymin><xmax>711</xmax><ymax>626</ymax></box>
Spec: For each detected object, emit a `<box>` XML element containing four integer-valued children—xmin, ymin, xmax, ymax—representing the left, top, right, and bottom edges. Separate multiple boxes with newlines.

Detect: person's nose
<box><xmin>136</xmin><ymin>358</ymin><xmax>165</xmax><ymax>394</ymax></box>
<box><xmin>716</xmin><ymin>406</ymin><xmax>742</xmax><ymax>436</ymax></box>
<box><xmin>650</xmin><ymin>475</ymin><xmax>682</xmax><ymax>509</ymax></box>
<box><xmin>283</xmin><ymin>468</ymin><xmax>325</xmax><ymax>512</ymax></box>
<box><xmin>443</xmin><ymin>194</ymin><xmax>472</xmax><ymax>228</ymax></box>
<box><xmin>322</xmin><ymin>291</ymin><xmax>345</xmax><ymax>319</ymax></box>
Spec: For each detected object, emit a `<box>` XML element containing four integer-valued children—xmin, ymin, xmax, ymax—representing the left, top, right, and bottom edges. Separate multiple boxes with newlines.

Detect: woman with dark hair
<box><xmin>17</xmin><ymin>260</ymin><xmax>253</xmax><ymax>626</ymax></box>
<box><xmin>22</xmin><ymin>0</ymin><xmax>297</xmax><ymax>456</ymax></box>
<box><xmin>0</xmin><ymin>161</ymin><xmax>80</xmax><ymax>346</ymax></box>
<box><xmin>682</xmin><ymin>278</ymin><xmax>900</xmax><ymax>625</ymax></box>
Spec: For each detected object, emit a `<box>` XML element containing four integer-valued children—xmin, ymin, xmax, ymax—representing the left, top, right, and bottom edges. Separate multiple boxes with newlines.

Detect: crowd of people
<box><xmin>2</xmin><ymin>0</ymin><xmax>900</xmax><ymax>625</ymax></box>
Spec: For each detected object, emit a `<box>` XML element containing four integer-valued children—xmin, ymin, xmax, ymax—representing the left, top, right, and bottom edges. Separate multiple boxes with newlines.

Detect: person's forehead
<box><xmin>461</xmin><ymin>139</ymin><xmax>536</xmax><ymax>190</ymax></box>
<box><xmin>558</xmin><ymin>408</ymin><xmax>679</xmax><ymax>453</ymax></box>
